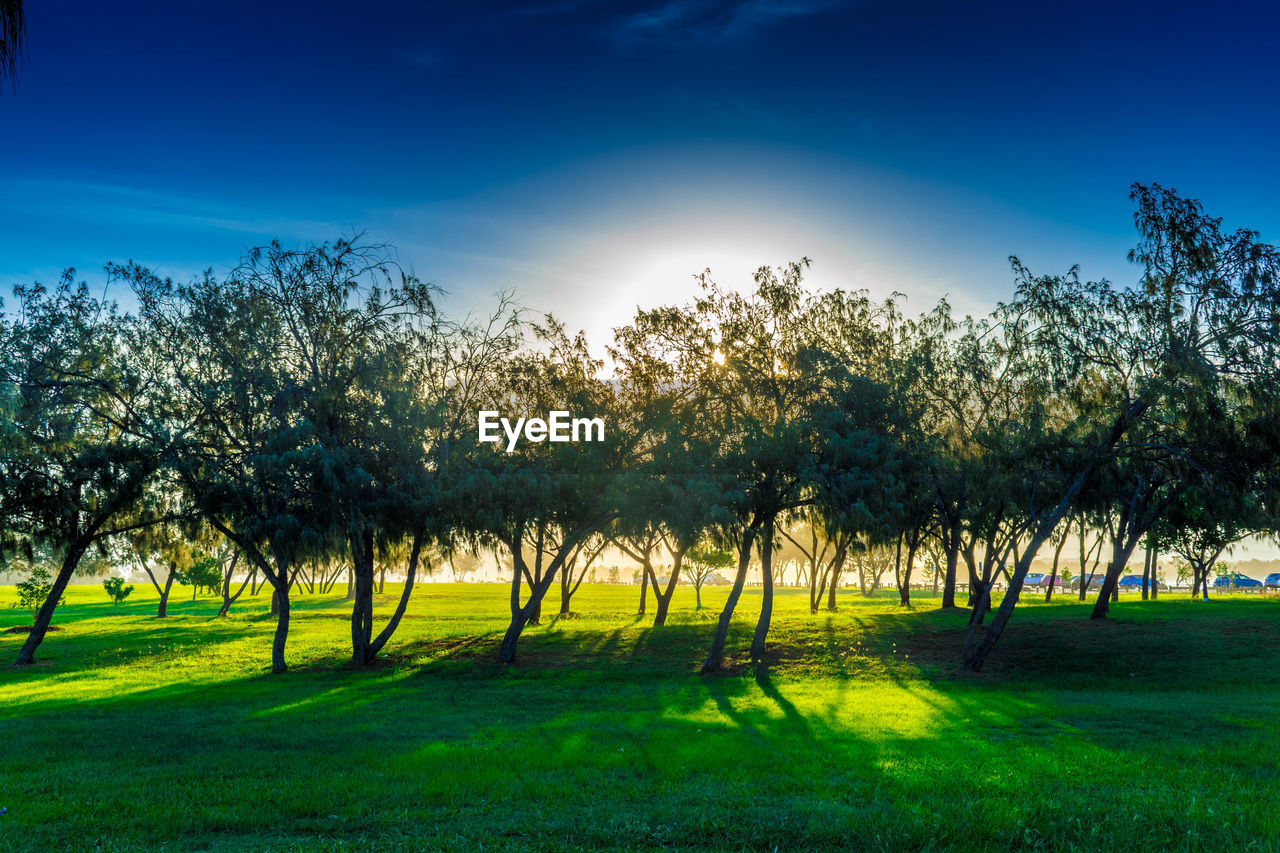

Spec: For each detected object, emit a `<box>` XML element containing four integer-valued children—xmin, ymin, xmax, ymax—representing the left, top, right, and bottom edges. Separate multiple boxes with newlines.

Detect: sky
<box><xmin>3</xmin><ymin>1</ymin><xmax>1280</xmax><ymax>560</ymax></box>
<box><xmin>5</xmin><ymin>1</ymin><xmax>1280</xmax><ymax>330</ymax></box>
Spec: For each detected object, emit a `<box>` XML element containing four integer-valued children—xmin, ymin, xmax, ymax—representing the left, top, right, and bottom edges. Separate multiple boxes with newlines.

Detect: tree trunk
<box><xmin>158</xmin><ymin>565</ymin><xmax>175</xmax><ymax>618</ymax></box>
<box><xmin>941</xmin><ymin>519</ymin><xmax>960</xmax><ymax>609</ymax></box>
<box><xmin>1141</xmin><ymin>546</ymin><xmax>1152</xmax><ymax>600</ymax></box>
<box><xmin>14</xmin><ymin>540</ymin><xmax>88</xmax><ymax>666</ymax></box>
<box><xmin>827</xmin><ymin>545</ymin><xmax>845</xmax><ymax>611</ymax></box>
<box><xmin>1091</xmin><ymin>543</ymin><xmax>1140</xmax><ymax>619</ymax></box>
<box><xmin>1046</xmin><ymin>527</ymin><xmax>1068</xmax><ymax>603</ymax></box>
<box><xmin>349</xmin><ymin>529</ymin><xmax>376</xmax><ymax>665</ymax></box>
<box><xmin>749</xmin><ymin>518</ymin><xmax>776</xmax><ymax>660</ymax></box>
<box><xmin>652</xmin><ymin>548</ymin><xmax>685</xmax><ymax>627</ymax></box>
<box><xmin>271</xmin><ymin>584</ymin><xmax>290</xmax><ymax>675</ymax></box>
<box><xmin>962</xmin><ymin>542</ymin><xmax>980</xmax><ymax>607</ymax></box>
<box><xmin>267</xmin><ymin>546</ymin><xmax>292</xmax><ymax>675</ymax></box>
<box><xmin>893</xmin><ymin>533</ymin><xmax>905</xmax><ymax>605</ymax></box>
<box><xmin>499</xmin><ymin>553</ymin><xmax>565</xmax><ymax>663</ymax></box>
<box><xmin>809</xmin><ymin>553</ymin><xmax>820</xmax><ymax>614</ymax></box>
<box><xmin>365</xmin><ymin>535</ymin><xmax>422</xmax><ymax>660</ymax></box>
<box><xmin>898</xmin><ymin>537</ymin><xmax>918</xmax><ymax>607</ymax></box>
<box><xmin>559</xmin><ymin>577</ymin><xmax>573</xmax><ymax>615</ymax></box>
<box><xmin>498</xmin><ymin>521</ymin><xmax>603</xmax><ymax>663</ymax></box>
<box><xmin>961</xmin><ymin>400</ymin><xmax>1144</xmax><ymax>672</ymax></box>
<box><xmin>217</xmin><ymin>552</ymin><xmax>249</xmax><ymax>618</ymax></box>
<box><xmin>701</xmin><ymin>520</ymin><xmax>760</xmax><ymax>673</ymax></box>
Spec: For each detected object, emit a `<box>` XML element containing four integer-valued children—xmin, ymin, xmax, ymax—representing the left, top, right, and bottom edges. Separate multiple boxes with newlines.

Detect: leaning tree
<box><xmin>4</xmin><ymin>277</ymin><xmax>171</xmax><ymax>665</ymax></box>
<box><xmin>963</xmin><ymin>184</ymin><xmax>1280</xmax><ymax>671</ymax></box>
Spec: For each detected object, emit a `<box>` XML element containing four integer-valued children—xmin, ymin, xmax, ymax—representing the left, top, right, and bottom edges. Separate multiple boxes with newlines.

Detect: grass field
<box><xmin>2</xmin><ymin>581</ymin><xmax>1279</xmax><ymax>851</ymax></box>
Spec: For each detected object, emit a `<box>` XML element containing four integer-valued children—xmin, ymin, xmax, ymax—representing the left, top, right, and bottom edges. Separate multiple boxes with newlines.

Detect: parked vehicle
<box><xmin>1068</xmin><ymin>574</ymin><xmax>1104</xmax><ymax>592</ymax></box>
<box><xmin>1213</xmin><ymin>573</ymin><xmax>1263</xmax><ymax>589</ymax></box>
<box><xmin>1116</xmin><ymin>575</ymin><xmax>1145</xmax><ymax>590</ymax></box>
<box><xmin>1265</xmin><ymin>572</ymin><xmax>1280</xmax><ymax>591</ymax></box>
<box><xmin>1024</xmin><ymin>572</ymin><xmax>1063</xmax><ymax>588</ymax></box>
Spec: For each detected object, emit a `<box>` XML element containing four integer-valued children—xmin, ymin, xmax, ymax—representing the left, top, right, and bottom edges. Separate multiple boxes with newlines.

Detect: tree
<box><xmin>468</xmin><ymin>318</ymin><xmax>635</xmax><ymax>663</ymax></box>
<box><xmin>121</xmin><ymin>493</ymin><xmax>213</xmax><ymax>618</ymax></box>
<box><xmin>127</xmin><ymin>254</ymin><xmax>327</xmax><ymax>674</ymax></box>
<box><xmin>102</xmin><ymin>576</ymin><xmax>133</xmax><ymax>608</ymax></box>
<box><xmin>0</xmin><ymin>0</ymin><xmax>23</xmax><ymax>86</ymax></box>
<box><xmin>685</xmin><ymin>545</ymin><xmax>732</xmax><ymax>610</ymax></box>
<box><xmin>214</xmin><ymin>543</ymin><xmax>250</xmax><ymax>617</ymax></box>
<box><xmin>963</xmin><ymin>184</ymin><xmax>1280</xmax><ymax>670</ymax></box>
<box><xmin>779</xmin><ymin>520</ymin><xmax>849</xmax><ymax>613</ymax></box>
<box><xmin>3</xmin><ymin>277</ymin><xmax>171</xmax><ymax>666</ymax></box>
<box><xmin>11</xmin><ymin>564</ymin><xmax>60</xmax><ymax>621</ymax></box>
<box><xmin>630</xmin><ymin>261</ymin><xmax>903</xmax><ymax>671</ymax></box>
<box><xmin>182</xmin><ymin>551</ymin><xmax>222</xmax><ymax>601</ymax></box>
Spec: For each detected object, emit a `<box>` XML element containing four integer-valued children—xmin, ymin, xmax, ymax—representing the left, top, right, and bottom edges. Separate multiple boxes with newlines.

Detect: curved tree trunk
<box><xmin>749</xmin><ymin>518</ymin><xmax>776</xmax><ymax>660</ymax></box>
<box><xmin>498</xmin><ymin>558</ymin><xmax>563</xmax><ymax>663</ymax></box>
<box><xmin>828</xmin><ymin>543</ymin><xmax>847</xmax><ymax>611</ymax></box>
<box><xmin>217</xmin><ymin>552</ymin><xmax>249</xmax><ymax>618</ymax></box>
<box><xmin>349</xmin><ymin>529</ymin><xmax>376</xmax><ymax>665</ymax></box>
<box><xmin>271</xmin><ymin>587</ymin><xmax>290</xmax><ymax>675</ymax></box>
<box><xmin>157</xmin><ymin>565</ymin><xmax>176</xmax><ymax>618</ymax></box>
<box><xmin>962</xmin><ymin>402</ymin><xmax>1139</xmax><ymax>672</ymax></box>
<box><xmin>652</xmin><ymin>549</ymin><xmax>684</xmax><ymax>627</ymax></box>
<box><xmin>941</xmin><ymin>517</ymin><xmax>961</xmax><ymax>609</ymax></box>
<box><xmin>267</xmin><ymin>546</ymin><xmax>292</xmax><ymax>675</ymax></box>
<box><xmin>365</xmin><ymin>535</ymin><xmax>422</xmax><ymax>660</ymax></box>
<box><xmin>701</xmin><ymin>521</ymin><xmax>760</xmax><ymax>673</ymax></box>
<box><xmin>636</xmin><ymin>568</ymin><xmax>648</xmax><ymax>616</ymax></box>
<box><xmin>898</xmin><ymin>536</ymin><xmax>918</xmax><ymax>607</ymax></box>
<box><xmin>15</xmin><ymin>540</ymin><xmax>87</xmax><ymax>666</ymax></box>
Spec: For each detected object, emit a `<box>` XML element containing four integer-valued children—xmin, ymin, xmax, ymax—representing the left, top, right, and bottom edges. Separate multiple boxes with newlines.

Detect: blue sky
<box><xmin>3</xmin><ymin>0</ymin><xmax>1279</xmax><ymax>338</ymax></box>
<box><xmin>4</xmin><ymin>0</ymin><xmax>1280</xmax><ymax>560</ymax></box>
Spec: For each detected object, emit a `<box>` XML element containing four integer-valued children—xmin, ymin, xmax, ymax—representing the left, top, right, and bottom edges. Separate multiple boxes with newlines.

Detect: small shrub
<box><xmin>13</xmin><ymin>566</ymin><xmax>63</xmax><ymax>620</ymax></box>
<box><xmin>102</xmin><ymin>576</ymin><xmax>134</xmax><ymax>608</ymax></box>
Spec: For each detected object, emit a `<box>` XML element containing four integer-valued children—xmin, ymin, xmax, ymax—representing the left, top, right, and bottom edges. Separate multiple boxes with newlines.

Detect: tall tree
<box><xmin>128</xmin><ymin>256</ymin><xmax>325</xmax><ymax>674</ymax></box>
<box><xmin>963</xmin><ymin>184</ymin><xmax>1280</xmax><ymax>670</ymax></box>
<box><xmin>0</xmin><ymin>0</ymin><xmax>23</xmax><ymax>86</ymax></box>
<box><xmin>3</xmin><ymin>277</ymin><xmax>170</xmax><ymax>665</ymax></box>
<box><xmin>469</xmin><ymin>318</ymin><xmax>635</xmax><ymax>663</ymax></box>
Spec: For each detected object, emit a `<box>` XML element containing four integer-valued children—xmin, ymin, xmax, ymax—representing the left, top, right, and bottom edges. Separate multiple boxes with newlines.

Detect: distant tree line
<box><xmin>4</xmin><ymin>184</ymin><xmax>1280</xmax><ymax>674</ymax></box>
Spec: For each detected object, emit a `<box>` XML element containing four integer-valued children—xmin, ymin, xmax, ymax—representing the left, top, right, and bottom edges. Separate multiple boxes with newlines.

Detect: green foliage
<box><xmin>8</xmin><ymin>183</ymin><xmax>1280</xmax><ymax>674</ymax></box>
<box><xmin>687</xmin><ymin>545</ymin><xmax>733</xmax><ymax>572</ymax></box>
<box><xmin>179</xmin><ymin>553</ymin><xmax>222</xmax><ymax>598</ymax></box>
<box><xmin>101</xmin><ymin>576</ymin><xmax>134</xmax><ymax>607</ymax></box>
<box><xmin>12</xmin><ymin>565</ymin><xmax>60</xmax><ymax>618</ymax></box>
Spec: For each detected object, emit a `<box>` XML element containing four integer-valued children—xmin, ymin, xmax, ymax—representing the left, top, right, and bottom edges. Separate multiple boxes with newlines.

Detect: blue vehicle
<box><xmin>1115</xmin><ymin>575</ymin><xmax>1169</xmax><ymax>592</ymax></box>
<box><xmin>1266</xmin><ymin>572</ymin><xmax>1280</xmax><ymax>591</ymax></box>
<box><xmin>1213</xmin><ymin>573</ymin><xmax>1263</xmax><ymax>589</ymax></box>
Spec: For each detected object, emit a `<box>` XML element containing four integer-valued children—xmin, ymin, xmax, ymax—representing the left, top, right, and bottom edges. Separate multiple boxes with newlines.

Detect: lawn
<box><xmin>2</xmin><ymin>582</ymin><xmax>1279</xmax><ymax>851</ymax></box>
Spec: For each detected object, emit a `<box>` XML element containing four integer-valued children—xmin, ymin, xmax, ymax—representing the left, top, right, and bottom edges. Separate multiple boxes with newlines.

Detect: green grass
<box><xmin>2</xmin><ymin>581</ymin><xmax>1279</xmax><ymax>851</ymax></box>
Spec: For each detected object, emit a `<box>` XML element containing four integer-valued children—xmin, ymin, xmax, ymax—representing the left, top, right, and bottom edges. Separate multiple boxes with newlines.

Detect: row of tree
<box><xmin>4</xmin><ymin>184</ymin><xmax>1280</xmax><ymax>674</ymax></box>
